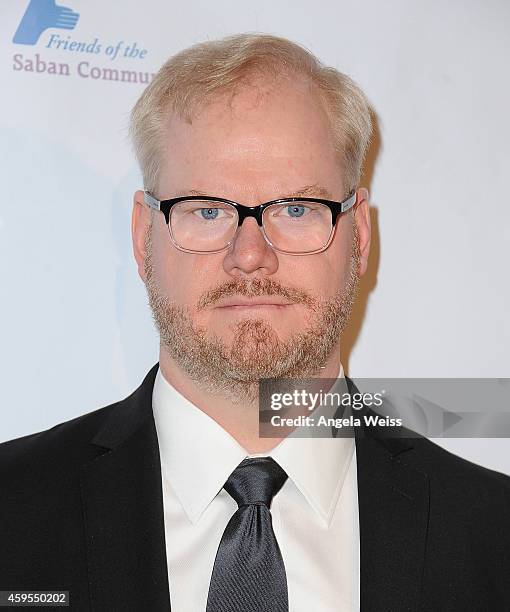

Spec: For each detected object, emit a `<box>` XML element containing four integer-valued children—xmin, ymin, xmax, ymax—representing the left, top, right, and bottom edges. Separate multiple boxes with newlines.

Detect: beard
<box><xmin>144</xmin><ymin>224</ymin><xmax>360</xmax><ymax>402</ymax></box>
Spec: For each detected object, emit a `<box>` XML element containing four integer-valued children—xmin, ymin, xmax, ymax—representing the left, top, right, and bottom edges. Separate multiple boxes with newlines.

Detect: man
<box><xmin>1</xmin><ymin>33</ymin><xmax>509</xmax><ymax>611</ymax></box>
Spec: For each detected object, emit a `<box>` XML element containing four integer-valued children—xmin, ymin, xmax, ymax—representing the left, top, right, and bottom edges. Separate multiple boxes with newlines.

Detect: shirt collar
<box><xmin>152</xmin><ymin>365</ymin><xmax>353</xmax><ymax>527</ymax></box>
<box><xmin>268</xmin><ymin>367</ymin><xmax>354</xmax><ymax>526</ymax></box>
<box><xmin>152</xmin><ymin>367</ymin><xmax>246</xmax><ymax>524</ymax></box>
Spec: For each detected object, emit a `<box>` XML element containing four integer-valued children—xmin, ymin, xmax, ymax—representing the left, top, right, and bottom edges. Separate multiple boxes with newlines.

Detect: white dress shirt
<box><xmin>152</xmin><ymin>366</ymin><xmax>360</xmax><ymax>611</ymax></box>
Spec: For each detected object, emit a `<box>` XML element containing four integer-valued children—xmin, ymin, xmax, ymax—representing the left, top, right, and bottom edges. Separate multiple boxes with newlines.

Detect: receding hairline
<box><xmin>169</xmin><ymin>60</ymin><xmax>318</xmax><ymax>124</ymax></box>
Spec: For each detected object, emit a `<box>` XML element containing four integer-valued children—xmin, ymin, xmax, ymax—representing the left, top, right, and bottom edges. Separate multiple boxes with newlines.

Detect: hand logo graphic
<box><xmin>13</xmin><ymin>0</ymin><xmax>80</xmax><ymax>45</ymax></box>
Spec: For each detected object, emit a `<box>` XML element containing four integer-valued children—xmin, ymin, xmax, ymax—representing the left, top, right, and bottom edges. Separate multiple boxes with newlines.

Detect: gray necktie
<box><xmin>206</xmin><ymin>457</ymin><xmax>289</xmax><ymax>612</ymax></box>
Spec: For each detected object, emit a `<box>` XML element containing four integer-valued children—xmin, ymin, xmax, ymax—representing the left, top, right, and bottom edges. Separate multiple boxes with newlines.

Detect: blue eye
<box><xmin>286</xmin><ymin>205</ymin><xmax>306</xmax><ymax>217</ymax></box>
<box><xmin>200</xmin><ymin>208</ymin><xmax>219</xmax><ymax>220</ymax></box>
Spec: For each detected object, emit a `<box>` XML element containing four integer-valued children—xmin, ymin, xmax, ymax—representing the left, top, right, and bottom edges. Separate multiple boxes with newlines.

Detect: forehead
<box><xmin>158</xmin><ymin>75</ymin><xmax>342</xmax><ymax>198</ymax></box>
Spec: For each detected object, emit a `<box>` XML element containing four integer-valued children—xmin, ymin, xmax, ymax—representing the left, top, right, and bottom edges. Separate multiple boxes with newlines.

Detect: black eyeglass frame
<box><xmin>143</xmin><ymin>189</ymin><xmax>357</xmax><ymax>255</ymax></box>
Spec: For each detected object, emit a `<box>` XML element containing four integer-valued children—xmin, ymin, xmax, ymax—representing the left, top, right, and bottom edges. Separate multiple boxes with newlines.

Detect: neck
<box><xmin>158</xmin><ymin>345</ymin><xmax>342</xmax><ymax>454</ymax></box>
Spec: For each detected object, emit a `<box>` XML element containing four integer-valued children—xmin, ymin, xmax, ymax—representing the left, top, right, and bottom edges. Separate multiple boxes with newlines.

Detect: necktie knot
<box><xmin>224</xmin><ymin>457</ymin><xmax>287</xmax><ymax>508</ymax></box>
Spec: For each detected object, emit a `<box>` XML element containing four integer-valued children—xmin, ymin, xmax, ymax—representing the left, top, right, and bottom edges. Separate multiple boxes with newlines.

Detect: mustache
<box><xmin>196</xmin><ymin>277</ymin><xmax>316</xmax><ymax>310</ymax></box>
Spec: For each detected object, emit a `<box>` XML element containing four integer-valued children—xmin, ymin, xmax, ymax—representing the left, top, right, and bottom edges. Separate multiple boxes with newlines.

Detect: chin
<box><xmin>216</xmin><ymin>318</ymin><xmax>291</xmax><ymax>342</ymax></box>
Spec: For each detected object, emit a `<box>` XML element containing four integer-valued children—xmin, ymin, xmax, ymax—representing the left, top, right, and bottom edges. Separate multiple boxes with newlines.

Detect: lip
<box><xmin>214</xmin><ymin>298</ymin><xmax>294</xmax><ymax>309</ymax></box>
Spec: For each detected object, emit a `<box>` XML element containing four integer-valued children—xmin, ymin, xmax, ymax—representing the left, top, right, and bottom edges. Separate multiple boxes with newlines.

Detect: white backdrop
<box><xmin>1</xmin><ymin>1</ymin><xmax>509</xmax><ymax>473</ymax></box>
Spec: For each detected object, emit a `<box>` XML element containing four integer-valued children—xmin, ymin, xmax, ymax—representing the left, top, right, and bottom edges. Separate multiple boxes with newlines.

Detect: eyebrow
<box><xmin>186</xmin><ymin>184</ymin><xmax>333</xmax><ymax>200</ymax></box>
<box><xmin>286</xmin><ymin>184</ymin><xmax>333</xmax><ymax>199</ymax></box>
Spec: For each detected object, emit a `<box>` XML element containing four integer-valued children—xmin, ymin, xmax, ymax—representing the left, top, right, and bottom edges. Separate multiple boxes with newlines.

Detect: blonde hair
<box><xmin>130</xmin><ymin>33</ymin><xmax>372</xmax><ymax>194</ymax></box>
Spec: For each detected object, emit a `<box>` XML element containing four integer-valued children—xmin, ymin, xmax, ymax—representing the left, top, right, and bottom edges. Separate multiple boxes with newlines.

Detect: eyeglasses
<box><xmin>143</xmin><ymin>189</ymin><xmax>357</xmax><ymax>255</ymax></box>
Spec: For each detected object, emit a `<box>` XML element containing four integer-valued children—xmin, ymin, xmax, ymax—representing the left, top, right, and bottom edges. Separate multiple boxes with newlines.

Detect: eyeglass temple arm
<box><xmin>144</xmin><ymin>191</ymin><xmax>161</xmax><ymax>211</ymax></box>
<box><xmin>342</xmin><ymin>192</ymin><xmax>356</xmax><ymax>212</ymax></box>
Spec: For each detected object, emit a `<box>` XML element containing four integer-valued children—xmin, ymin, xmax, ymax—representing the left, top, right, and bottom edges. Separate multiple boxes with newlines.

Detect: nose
<box><xmin>222</xmin><ymin>217</ymin><xmax>279</xmax><ymax>277</ymax></box>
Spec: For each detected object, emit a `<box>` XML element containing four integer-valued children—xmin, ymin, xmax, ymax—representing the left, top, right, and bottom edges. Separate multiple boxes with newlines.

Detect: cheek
<box><xmin>316</xmin><ymin>226</ymin><xmax>354</xmax><ymax>296</ymax></box>
<box><xmin>150</xmin><ymin>234</ymin><xmax>224</xmax><ymax>305</ymax></box>
<box><xmin>154</xmin><ymin>254</ymin><xmax>199</xmax><ymax>303</ymax></box>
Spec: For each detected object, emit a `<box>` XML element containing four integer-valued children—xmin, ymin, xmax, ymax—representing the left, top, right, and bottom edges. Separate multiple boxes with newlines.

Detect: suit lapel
<box><xmin>355</xmin><ymin>429</ymin><xmax>430</xmax><ymax>611</ymax></box>
<box><xmin>80</xmin><ymin>364</ymin><xmax>171</xmax><ymax>611</ymax></box>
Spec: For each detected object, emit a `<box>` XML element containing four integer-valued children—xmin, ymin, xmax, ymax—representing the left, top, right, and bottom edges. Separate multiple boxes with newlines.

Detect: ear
<box><xmin>132</xmin><ymin>190</ymin><xmax>151</xmax><ymax>282</ymax></box>
<box><xmin>354</xmin><ymin>187</ymin><xmax>371</xmax><ymax>276</ymax></box>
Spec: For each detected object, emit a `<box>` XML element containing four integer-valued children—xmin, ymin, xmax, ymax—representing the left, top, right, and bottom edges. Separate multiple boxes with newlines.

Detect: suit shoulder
<box><xmin>402</xmin><ymin>435</ymin><xmax>510</xmax><ymax>499</ymax></box>
<box><xmin>0</xmin><ymin>364</ymin><xmax>158</xmax><ymax>481</ymax></box>
<box><xmin>0</xmin><ymin>401</ymin><xmax>118</xmax><ymax>484</ymax></box>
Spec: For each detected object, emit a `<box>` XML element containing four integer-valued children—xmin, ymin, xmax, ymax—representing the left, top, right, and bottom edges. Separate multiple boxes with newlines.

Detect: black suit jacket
<box><xmin>1</xmin><ymin>363</ymin><xmax>509</xmax><ymax>611</ymax></box>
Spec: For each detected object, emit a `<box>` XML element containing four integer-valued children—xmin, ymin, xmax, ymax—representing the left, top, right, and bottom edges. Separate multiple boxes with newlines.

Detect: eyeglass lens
<box><xmin>169</xmin><ymin>199</ymin><xmax>334</xmax><ymax>253</ymax></box>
